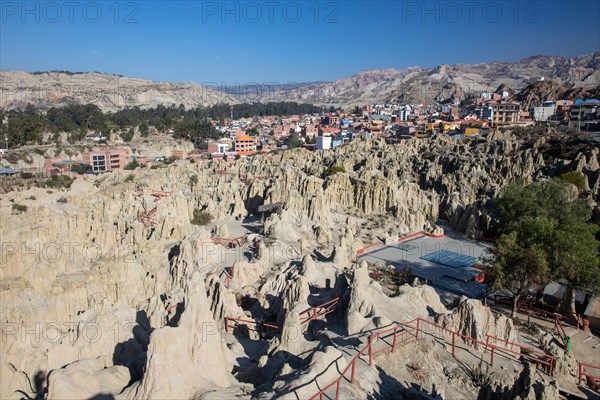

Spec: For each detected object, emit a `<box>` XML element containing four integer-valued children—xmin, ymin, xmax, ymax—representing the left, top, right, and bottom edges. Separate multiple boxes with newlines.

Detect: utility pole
<box><xmin>4</xmin><ymin>134</ymin><xmax>7</xmax><ymax>151</ymax></box>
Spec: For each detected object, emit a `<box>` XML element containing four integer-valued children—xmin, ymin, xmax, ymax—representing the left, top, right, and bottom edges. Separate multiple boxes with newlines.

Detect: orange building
<box><xmin>234</xmin><ymin>135</ymin><xmax>257</xmax><ymax>155</ymax></box>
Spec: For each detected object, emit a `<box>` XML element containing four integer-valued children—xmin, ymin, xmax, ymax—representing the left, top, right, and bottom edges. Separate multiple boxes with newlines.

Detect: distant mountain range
<box><xmin>1</xmin><ymin>53</ymin><xmax>599</xmax><ymax>111</ymax></box>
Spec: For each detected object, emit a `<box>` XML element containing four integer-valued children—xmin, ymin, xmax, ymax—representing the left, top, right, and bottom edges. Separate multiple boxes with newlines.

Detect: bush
<box><xmin>558</xmin><ymin>171</ymin><xmax>586</xmax><ymax>191</ymax></box>
<box><xmin>120</xmin><ymin>128</ymin><xmax>135</xmax><ymax>142</ymax></box>
<box><xmin>124</xmin><ymin>159</ymin><xmax>139</xmax><ymax>170</ymax></box>
<box><xmin>191</xmin><ymin>209</ymin><xmax>212</xmax><ymax>225</ymax></box>
<box><xmin>150</xmin><ymin>164</ymin><xmax>160</xmax><ymax>170</ymax></box>
<box><xmin>12</xmin><ymin>203</ymin><xmax>27</xmax><ymax>214</ymax></box>
<box><xmin>324</xmin><ymin>165</ymin><xmax>346</xmax><ymax>177</ymax></box>
<box><xmin>5</xmin><ymin>152</ymin><xmax>18</xmax><ymax>163</ymax></box>
<box><xmin>70</xmin><ymin>163</ymin><xmax>88</xmax><ymax>175</ymax></box>
<box><xmin>125</xmin><ymin>175</ymin><xmax>134</xmax><ymax>182</ymax></box>
<box><xmin>57</xmin><ymin>197</ymin><xmax>67</xmax><ymax>203</ymax></box>
<box><xmin>162</xmin><ymin>156</ymin><xmax>177</xmax><ymax>165</ymax></box>
<box><xmin>44</xmin><ymin>175</ymin><xmax>74</xmax><ymax>189</ymax></box>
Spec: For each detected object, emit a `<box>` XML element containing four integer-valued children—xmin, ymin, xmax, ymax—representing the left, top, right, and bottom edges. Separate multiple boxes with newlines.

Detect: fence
<box><xmin>355</xmin><ymin>230</ymin><xmax>446</xmax><ymax>256</ymax></box>
<box><xmin>490</xmin><ymin>295</ymin><xmax>583</xmax><ymax>332</ymax></box>
<box><xmin>220</xmin><ymin>265</ymin><xmax>234</xmax><ymax>289</ymax></box>
<box><xmin>224</xmin><ymin>317</ymin><xmax>279</xmax><ymax>339</ymax></box>
<box><xmin>211</xmin><ymin>236</ymin><xmax>246</xmax><ymax>248</ymax></box>
<box><xmin>300</xmin><ymin>297</ymin><xmax>342</xmax><ymax>325</ymax></box>
<box><xmin>309</xmin><ymin>321</ymin><xmax>417</xmax><ymax>400</ymax></box>
<box><xmin>578</xmin><ymin>362</ymin><xmax>600</xmax><ymax>389</ymax></box>
<box><xmin>310</xmin><ymin>317</ymin><xmax>556</xmax><ymax>400</ymax></box>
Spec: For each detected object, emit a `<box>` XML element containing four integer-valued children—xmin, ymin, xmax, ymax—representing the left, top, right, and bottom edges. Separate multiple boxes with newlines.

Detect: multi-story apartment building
<box><xmin>83</xmin><ymin>148</ymin><xmax>131</xmax><ymax>172</ymax></box>
<box><xmin>234</xmin><ymin>135</ymin><xmax>257</xmax><ymax>155</ymax></box>
<box><xmin>322</xmin><ymin>114</ymin><xmax>339</xmax><ymax>126</ymax></box>
<box><xmin>569</xmin><ymin>100</ymin><xmax>599</xmax><ymax>132</ymax></box>
<box><xmin>482</xmin><ymin>101</ymin><xmax>521</xmax><ymax>126</ymax></box>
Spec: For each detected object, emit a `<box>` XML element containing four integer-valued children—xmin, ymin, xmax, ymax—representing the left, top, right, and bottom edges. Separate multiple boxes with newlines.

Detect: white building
<box><xmin>316</xmin><ymin>136</ymin><xmax>332</xmax><ymax>150</ymax></box>
<box><xmin>532</xmin><ymin>101</ymin><xmax>557</xmax><ymax>122</ymax></box>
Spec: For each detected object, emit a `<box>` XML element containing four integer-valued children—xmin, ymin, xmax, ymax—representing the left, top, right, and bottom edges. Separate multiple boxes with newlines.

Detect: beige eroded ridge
<box><xmin>1</xmin><ymin>132</ymin><xmax>599</xmax><ymax>399</ymax></box>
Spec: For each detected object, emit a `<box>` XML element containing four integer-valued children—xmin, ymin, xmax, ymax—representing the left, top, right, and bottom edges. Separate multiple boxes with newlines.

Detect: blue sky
<box><xmin>1</xmin><ymin>0</ymin><xmax>599</xmax><ymax>84</ymax></box>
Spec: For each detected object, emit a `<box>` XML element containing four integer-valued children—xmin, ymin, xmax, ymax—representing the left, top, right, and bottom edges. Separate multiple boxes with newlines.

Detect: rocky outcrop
<box><xmin>477</xmin><ymin>363</ymin><xmax>560</xmax><ymax>400</ymax></box>
<box><xmin>47</xmin><ymin>356</ymin><xmax>130</xmax><ymax>400</ymax></box>
<box><xmin>435</xmin><ymin>299</ymin><xmax>519</xmax><ymax>351</ymax></box>
<box><xmin>121</xmin><ymin>272</ymin><xmax>236</xmax><ymax>399</ymax></box>
<box><xmin>346</xmin><ymin>261</ymin><xmax>447</xmax><ymax>335</ymax></box>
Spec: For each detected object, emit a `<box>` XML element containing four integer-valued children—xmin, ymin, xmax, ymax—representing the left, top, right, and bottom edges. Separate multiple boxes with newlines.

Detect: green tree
<box><xmin>487</xmin><ymin>179</ymin><xmax>600</xmax><ymax>316</ymax></box>
<box><xmin>486</xmin><ymin>231</ymin><xmax>549</xmax><ymax>317</ymax></box>
<box><xmin>139</xmin><ymin>122</ymin><xmax>150</xmax><ymax>137</ymax></box>
<box><xmin>558</xmin><ymin>171</ymin><xmax>586</xmax><ymax>192</ymax></box>
<box><xmin>246</xmin><ymin>126</ymin><xmax>259</xmax><ymax>136</ymax></box>
<box><xmin>287</xmin><ymin>134</ymin><xmax>303</xmax><ymax>148</ymax></box>
<box><xmin>121</xmin><ymin>128</ymin><xmax>135</xmax><ymax>142</ymax></box>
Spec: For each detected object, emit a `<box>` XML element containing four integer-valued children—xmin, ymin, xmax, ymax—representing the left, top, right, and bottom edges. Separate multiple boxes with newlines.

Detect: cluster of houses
<box><xmin>194</xmin><ymin>94</ymin><xmax>593</xmax><ymax>160</ymax></box>
<box><xmin>189</xmin><ymin>89</ymin><xmax>597</xmax><ymax>155</ymax></box>
<box><xmin>7</xmin><ymin>89</ymin><xmax>598</xmax><ymax>177</ymax></box>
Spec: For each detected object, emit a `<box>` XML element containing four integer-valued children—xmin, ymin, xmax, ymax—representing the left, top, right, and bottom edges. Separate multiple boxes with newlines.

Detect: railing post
<box><xmin>225</xmin><ymin>318</ymin><xmax>229</xmax><ymax>333</ymax></box>
<box><xmin>351</xmin><ymin>359</ymin><xmax>356</xmax><ymax>383</ymax></box>
<box><xmin>416</xmin><ymin>318</ymin><xmax>420</xmax><ymax>340</ymax></box>
<box><xmin>335</xmin><ymin>379</ymin><xmax>341</xmax><ymax>400</ymax></box>
<box><xmin>579</xmin><ymin>363</ymin><xmax>583</xmax><ymax>385</ymax></box>
<box><xmin>368</xmin><ymin>335</ymin><xmax>373</xmax><ymax>367</ymax></box>
<box><xmin>392</xmin><ymin>326</ymin><xmax>397</xmax><ymax>350</ymax></box>
<box><xmin>490</xmin><ymin>347</ymin><xmax>495</xmax><ymax>368</ymax></box>
<box><xmin>452</xmin><ymin>331</ymin><xmax>456</xmax><ymax>357</ymax></box>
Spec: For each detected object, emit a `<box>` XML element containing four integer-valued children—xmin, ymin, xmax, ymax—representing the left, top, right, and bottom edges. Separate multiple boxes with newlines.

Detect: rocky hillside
<box><xmin>2</xmin><ymin>53</ymin><xmax>598</xmax><ymax>111</ymax></box>
<box><xmin>255</xmin><ymin>53</ymin><xmax>600</xmax><ymax>107</ymax></box>
<box><xmin>0</xmin><ymin>71</ymin><xmax>237</xmax><ymax>111</ymax></box>
<box><xmin>515</xmin><ymin>80</ymin><xmax>600</xmax><ymax>110</ymax></box>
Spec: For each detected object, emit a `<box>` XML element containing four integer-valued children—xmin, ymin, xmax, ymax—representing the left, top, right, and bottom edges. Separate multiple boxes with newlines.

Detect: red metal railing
<box><xmin>309</xmin><ymin>317</ymin><xmax>556</xmax><ymax>400</ymax></box>
<box><xmin>211</xmin><ymin>236</ymin><xmax>247</xmax><ymax>248</ymax></box>
<box><xmin>554</xmin><ymin>315</ymin><xmax>569</xmax><ymax>349</ymax></box>
<box><xmin>486</xmin><ymin>334</ymin><xmax>555</xmax><ymax>375</ymax></box>
<box><xmin>300</xmin><ymin>297</ymin><xmax>341</xmax><ymax>325</ymax></box>
<box><xmin>220</xmin><ymin>265</ymin><xmax>234</xmax><ymax>288</ymax></box>
<box><xmin>355</xmin><ymin>231</ymin><xmax>446</xmax><ymax>256</ymax></box>
<box><xmin>356</xmin><ymin>242</ymin><xmax>384</xmax><ymax>256</ymax></box>
<box><xmin>310</xmin><ymin>321</ymin><xmax>418</xmax><ymax>400</ymax></box>
<box><xmin>367</xmin><ymin>319</ymin><xmax>419</xmax><ymax>364</ymax></box>
<box><xmin>578</xmin><ymin>362</ymin><xmax>600</xmax><ymax>390</ymax></box>
<box><xmin>489</xmin><ymin>295</ymin><xmax>583</xmax><ymax>332</ymax></box>
<box><xmin>224</xmin><ymin>317</ymin><xmax>279</xmax><ymax>337</ymax></box>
